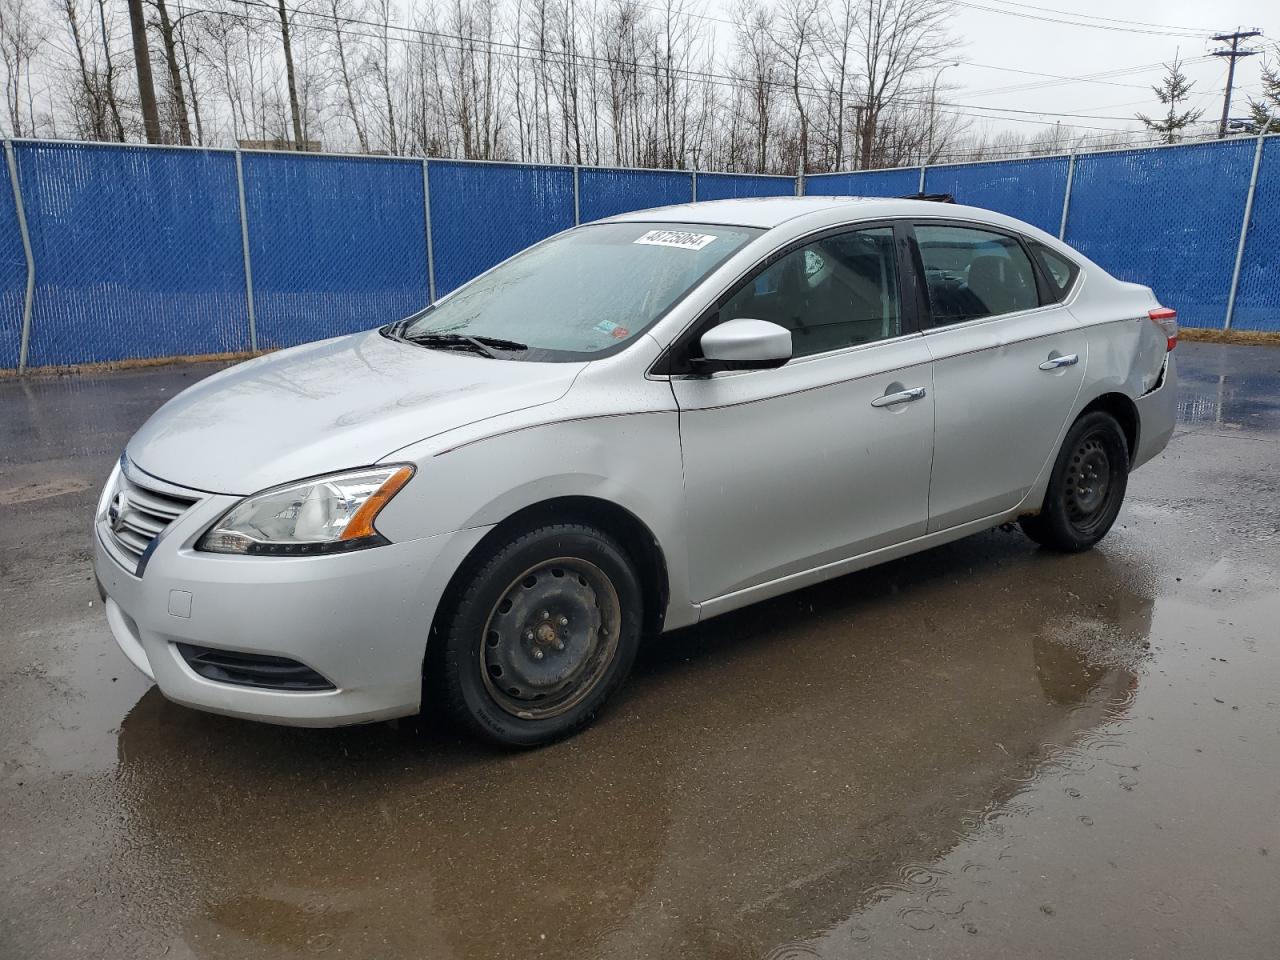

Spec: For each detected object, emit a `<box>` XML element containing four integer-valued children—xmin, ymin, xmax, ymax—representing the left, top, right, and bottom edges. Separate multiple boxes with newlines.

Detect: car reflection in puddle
<box><xmin>111</xmin><ymin>534</ymin><xmax>1154</xmax><ymax>960</ymax></box>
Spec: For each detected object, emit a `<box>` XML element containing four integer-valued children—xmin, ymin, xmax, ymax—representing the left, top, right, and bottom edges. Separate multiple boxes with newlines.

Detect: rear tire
<box><xmin>1020</xmin><ymin>411</ymin><xmax>1130</xmax><ymax>553</ymax></box>
<box><xmin>433</xmin><ymin>523</ymin><xmax>643</xmax><ymax>747</ymax></box>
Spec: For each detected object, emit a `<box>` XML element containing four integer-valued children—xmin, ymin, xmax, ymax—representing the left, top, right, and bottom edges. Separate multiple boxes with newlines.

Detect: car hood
<box><xmin>126</xmin><ymin>330</ymin><xmax>584</xmax><ymax>494</ymax></box>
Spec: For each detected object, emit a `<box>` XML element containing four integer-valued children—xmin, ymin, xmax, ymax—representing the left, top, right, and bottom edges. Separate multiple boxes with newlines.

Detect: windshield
<box><xmin>390</xmin><ymin>221</ymin><xmax>761</xmax><ymax>360</ymax></box>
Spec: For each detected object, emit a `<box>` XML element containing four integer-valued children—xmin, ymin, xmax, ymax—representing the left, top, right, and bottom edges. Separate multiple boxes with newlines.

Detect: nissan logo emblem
<box><xmin>109</xmin><ymin>490</ymin><xmax>128</xmax><ymax>534</ymax></box>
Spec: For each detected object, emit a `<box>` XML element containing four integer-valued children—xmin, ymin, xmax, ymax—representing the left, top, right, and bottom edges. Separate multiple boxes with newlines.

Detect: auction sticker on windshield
<box><xmin>633</xmin><ymin>229</ymin><xmax>718</xmax><ymax>251</ymax></box>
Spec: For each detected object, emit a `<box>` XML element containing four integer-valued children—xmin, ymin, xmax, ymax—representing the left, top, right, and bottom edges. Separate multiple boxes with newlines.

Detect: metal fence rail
<box><xmin>1</xmin><ymin>135</ymin><xmax>1277</xmax><ymax>372</ymax></box>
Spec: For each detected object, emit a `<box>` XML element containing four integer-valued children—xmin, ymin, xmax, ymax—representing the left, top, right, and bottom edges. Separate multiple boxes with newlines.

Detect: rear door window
<box><xmin>914</xmin><ymin>224</ymin><xmax>1041</xmax><ymax>325</ymax></box>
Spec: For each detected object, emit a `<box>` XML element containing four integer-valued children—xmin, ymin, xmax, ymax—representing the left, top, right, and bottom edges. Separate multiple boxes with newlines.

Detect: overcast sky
<box><xmin>942</xmin><ymin>0</ymin><xmax>1272</xmax><ymax>137</ymax></box>
<box><xmin>703</xmin><ymin>0</ymin><xmax>1275</xmax><ymax>141</ymax></box>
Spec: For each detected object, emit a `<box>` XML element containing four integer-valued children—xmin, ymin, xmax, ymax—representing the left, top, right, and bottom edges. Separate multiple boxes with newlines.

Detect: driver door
<box><xmin>668</xmin><ymin>223</ymin><xmax>935</xmax><ymax>607</ymax></box>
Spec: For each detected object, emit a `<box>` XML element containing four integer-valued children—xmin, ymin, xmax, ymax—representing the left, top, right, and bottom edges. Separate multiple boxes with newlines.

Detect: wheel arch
<box><xmin>426</xmin><ymin>496</ymin><xmax>671</xmax><ymax>672</ymax></box>
<box><xmin>1078</xmin><ymin>391</ymin><xmax>1140</xmax><ymax>460</ymax></box>
<box><xmin>1019</xmin><ymin>389</ymin><xmax>1141</xmax><ymax>520</ymax></box>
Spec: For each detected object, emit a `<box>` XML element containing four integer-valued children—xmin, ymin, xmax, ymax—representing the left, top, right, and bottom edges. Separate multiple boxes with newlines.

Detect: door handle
<box><xmin>1039</xmin><ymin>353</ymin><xmax>1079</xmax><ymax>370</ymax></box>
<box><xmin>871</xmin><ymin>386</ymin><xmax>927</xmax><ymax>408</ymax></box>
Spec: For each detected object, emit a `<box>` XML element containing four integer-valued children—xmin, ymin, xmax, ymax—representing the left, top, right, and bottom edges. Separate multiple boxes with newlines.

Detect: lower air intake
<box><xmin>176</xmin><ymin>644</ymin><xmax>335</xmax><ymax>691</ymax></box>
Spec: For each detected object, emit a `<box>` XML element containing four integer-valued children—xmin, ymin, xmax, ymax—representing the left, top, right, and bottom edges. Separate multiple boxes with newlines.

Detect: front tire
<box><xmin>434</xmin><ymin>523</ymin><xmax>643</xmax><ymax>747</ymax></box>
<box><xmin>1020</xmin><ymin>411</ymin><xmax>1130</xmax><ymax>553</ymax></box>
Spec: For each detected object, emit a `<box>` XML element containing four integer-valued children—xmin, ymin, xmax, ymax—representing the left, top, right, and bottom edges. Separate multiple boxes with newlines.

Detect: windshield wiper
<box><xmin>399</xmin><ymin>332</ymin><xmax>528</xmax><ymax>358</ymax></box>
<box><xmin>464</xmin><ymin>334</ymin><xmax>528</xmax><ymax>352</ymax></box>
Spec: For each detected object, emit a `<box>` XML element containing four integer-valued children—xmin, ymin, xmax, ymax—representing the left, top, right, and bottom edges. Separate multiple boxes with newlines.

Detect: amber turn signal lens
<box><xmin>339</xmin><ymin>465</ymin><xmax>414</xmax><ymax>541</ymax></box>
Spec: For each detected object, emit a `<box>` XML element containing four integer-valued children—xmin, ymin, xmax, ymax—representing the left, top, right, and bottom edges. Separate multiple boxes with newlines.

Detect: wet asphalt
<box><xmin>1</xmin><ymin>341</ymin><xmax>1278</xmax><ymax>960</ymax></box>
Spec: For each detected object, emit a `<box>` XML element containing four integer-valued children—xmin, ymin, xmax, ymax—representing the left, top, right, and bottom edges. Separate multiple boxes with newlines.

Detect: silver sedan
<box><xmin>93</xmin><ymin>197</ymin><xmax>1178</xmax><ymax>746</ymax></box>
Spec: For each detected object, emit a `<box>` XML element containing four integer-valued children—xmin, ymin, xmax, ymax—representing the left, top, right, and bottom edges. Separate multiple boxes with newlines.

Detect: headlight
<box><xmin>197</xmin><ymin>465</ymin><xmax>414</xmax><ymax>555</ymax></box>
<box><xmin>97</xmin><ymin>457</ymin><xmax>124</xmax><ymax>520</ymax></box>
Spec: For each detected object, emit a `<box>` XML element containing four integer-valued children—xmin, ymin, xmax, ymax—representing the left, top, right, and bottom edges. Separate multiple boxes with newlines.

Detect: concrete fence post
<box><xmin>918</xmin><ymin>164</ymin><xmax>927</xmax><ymax>194</ymax></box>
<box><xmin>233</xmin><ymin>149</ymin><xmax>258</xmax><ymax>352</ymax></box>
<box><xmin>1225</xmin><ymin>127</ymin><xmax>1272</xmax><ymax>330</ymax></box>
<box><xmin>5</xmin><ymin>141</ymin><xmax>35</xmax><ymax>373</ymax></box>
<box><xmin>422</xmin><ymin>158</ymin><xmax>437</xmax><ymax>303</ymax></box>
<box><xmin>691</xmin><ymin>170</ymin><xmax>698</xmax><ymax>203</ymax></box>
<box><xmin>1059</xmin><ymin>150</ymin><xmax>1077</xmax><ymax>241</ymax></box>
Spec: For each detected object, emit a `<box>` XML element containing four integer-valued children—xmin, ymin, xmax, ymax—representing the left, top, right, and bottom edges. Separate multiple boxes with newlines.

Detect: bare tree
<box><xmin>96</xmin><ymin>0</ymin><xmax>126</xmax><ymax>139</ymax></box>
<box><xmin>150</xmin><ymin>0</ymin><xmax>192</xmax><ymax>143</ymax></box>
<box><xmin>0</xmin><ymin>0</ymin><xmax>46</xmax><ymax>137</ymax></box>
<box><xmin>774</xmin><ymin>0</ymin><xmax>819</xmax><ymax>173</ymax></box>
<box><xmin>324</xmin><ymin>0</ymin><xmax>370</xmax><ymax>151</ymax></box>
<box><xmin>173</xmin><ymin>1</ymin><xmax>206</xmax><ymax>143</ymax></box>
<box><xmin>275</xmin><ymin>0</ymin><xmax>306</xmax><ymax>147</ymax></box>
<box><xmin>852</xmin><ymin>0</ymin><xmax>953</xmax><ymax>169</ymax></box>
<box><xmin>58</xmin><ymin>0</ymin><xmax>121</xmax><ymax>140</ymax></box>
<box><xmin>729</xmin><ymin>1</ymin><xmax>781</xmax><ymax>172</ymax></box>
<box><xmin>127</xmin><ymin>0</ymin><xmax>161</xmax><ymax>142</ymax></box>
<box><xmin>369</xmin><ymin>0</ymin><xmax>399</xmax><ymax>153</ymax></box>
<box><xmin>815</xmin><ymin>0</ymin><xmax>859</xmax><ymax>170</ymax></box>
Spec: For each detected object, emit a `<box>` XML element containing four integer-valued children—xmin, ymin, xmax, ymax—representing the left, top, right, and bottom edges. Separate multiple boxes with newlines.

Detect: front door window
<box><xmin>717</xmin><ymin>227</ymin><xmax>902</xmax><ymax>357</ymax></box>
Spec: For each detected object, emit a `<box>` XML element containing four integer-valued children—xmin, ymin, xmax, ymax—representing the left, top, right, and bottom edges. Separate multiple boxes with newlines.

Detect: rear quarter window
<box><xmin>1029</xmin><ymin>241</ymin><xmax>1080</xmax><ymax>301</ymax></box>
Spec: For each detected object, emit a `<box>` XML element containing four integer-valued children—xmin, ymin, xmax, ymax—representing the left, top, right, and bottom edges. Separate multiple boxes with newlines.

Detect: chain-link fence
<box><xmin>1</xmin><ymin>135</ymin><xmax>1277</xmax><ymax>371</ymax></box>
<box><xmin>242</xmin><ymin>151</ymin><xmax>430</xmax><ymax>349</ymax></box>
<box><xmin>1065</xmin><ymin>140</ymin><xmax>1255</xmax><ymax>330</ymax></box>
<box><xmin>428</xmin><ymin>160</ymin><xmax>575</xmax><ymax>297</ymax></box>
<box><xmin>924</xmin><ymin>155</ymin><xmax>1070</xmax><ymax>236</ymax></box>
<box><xmin>810</xmin><ymin>135</ymin><xmax>1280</xmax><ymax>336</ymax></box>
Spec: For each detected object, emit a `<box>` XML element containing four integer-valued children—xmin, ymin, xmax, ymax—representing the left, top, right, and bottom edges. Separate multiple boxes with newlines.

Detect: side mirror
<box><xmin>698</xmin><ymin>318</ymin><xmax>792</xmax><ymax>371</ymax></box>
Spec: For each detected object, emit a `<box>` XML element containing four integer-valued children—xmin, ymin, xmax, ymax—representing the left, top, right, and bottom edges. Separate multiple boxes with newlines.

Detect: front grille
<box><xmin>102</xmin><ymin>466</ymin><xmax>200</xmax><ymax>575</ymax></box>
<box><xmin>176</xmin><ymin>643</ymin><xmax>335</xmax><ymax>691</ymax></box>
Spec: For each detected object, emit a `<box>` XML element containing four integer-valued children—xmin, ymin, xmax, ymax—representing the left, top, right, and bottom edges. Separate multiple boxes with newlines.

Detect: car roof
<box><xmin>599</xmin><ymin>195</ymin><xmax>1028</xmax><ymax>232</ymax></box>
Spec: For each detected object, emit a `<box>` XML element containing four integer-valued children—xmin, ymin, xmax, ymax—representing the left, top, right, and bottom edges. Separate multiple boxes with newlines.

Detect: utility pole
<box><xmin>1212</xmin><ymin>29</ymin><xmax>1262</xmax><ymax>139</ymax></box>
<box><xmin>127</xmin><ymin>0</ymin><xmax>162</xmax><ymax>143</ymax></box>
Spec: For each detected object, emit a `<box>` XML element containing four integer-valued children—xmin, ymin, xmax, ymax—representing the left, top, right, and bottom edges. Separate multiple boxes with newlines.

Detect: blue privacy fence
<box><xmin>1</xmin><ymin>135</ymin><xmax>1277</xmax><ymax>370</ymax></box>
<box><xmin>807</xmin><ymin>135</ymin><xmax>1279</xmax><ymax>333</ymax></box>
<box><xmin>0</xmin><ymin>141</ymin><xmax>795</xmax><ymax>369</ymax></box>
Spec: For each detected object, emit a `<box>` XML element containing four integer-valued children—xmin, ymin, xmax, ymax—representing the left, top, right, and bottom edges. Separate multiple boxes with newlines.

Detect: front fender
<box><xmin>374</xmin><ymin>410</ymin><xmax>696</xmax><ymax>630</ymax></box>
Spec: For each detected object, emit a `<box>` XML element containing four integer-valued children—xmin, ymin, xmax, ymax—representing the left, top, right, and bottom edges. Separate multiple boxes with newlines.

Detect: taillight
<box><xmin>1149</xmin><ymin>307</ymin><xmax>1177</xmax><ymax>351</ymax></box>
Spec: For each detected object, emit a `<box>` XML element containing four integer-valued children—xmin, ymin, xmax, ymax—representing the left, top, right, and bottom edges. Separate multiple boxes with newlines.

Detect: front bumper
<box><xmin>93</xmin><ymin>487</ymin><xmax>490</xmax><ymax>727</ymax></box>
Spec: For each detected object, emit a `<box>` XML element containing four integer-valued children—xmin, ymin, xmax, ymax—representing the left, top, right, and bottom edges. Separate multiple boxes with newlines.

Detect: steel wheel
<box><xmin>1064</xmin><ymin>435</ymin><xmax>1114</xmax><ymax>533</ymax></box>
<box><xmin>479</xmin><ymin>557</ymin><xmax>622</xmax><ymax>720</ymax></box>
<box><xmin>1020</xmin><ymin>411</ymin><xmax>1130</xmax><ymax>553</ymax></box>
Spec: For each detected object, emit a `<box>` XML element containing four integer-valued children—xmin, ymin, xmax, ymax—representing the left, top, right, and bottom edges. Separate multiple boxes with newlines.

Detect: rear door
<box><xmin>912</xmin><ymin>221</ymin><xmax>1088</xmax><ymax>532</ymax></box>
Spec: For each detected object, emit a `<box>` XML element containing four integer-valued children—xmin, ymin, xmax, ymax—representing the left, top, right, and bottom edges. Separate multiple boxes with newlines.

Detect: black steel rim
<box><xmin>479</xmin><ymin>557</ymin><xmax>621</xmax><ymax>720</ymax></box>
<box><xmin>1064</xmin><ymin>433</ymin><xmax>1115</xmax><ymax>534</ymax></box>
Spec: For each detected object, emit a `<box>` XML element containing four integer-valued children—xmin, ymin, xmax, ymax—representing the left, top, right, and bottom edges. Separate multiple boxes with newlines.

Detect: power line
<box><xmin>964</xmin><ymin>0</ymin><xmax>1223</xmax><ymax>35</ymax></box>
<box><xmin>950</xmin><ymin>0</ymin><xmax>1216</xmax><ymax>39</ymax></box>
<box><xmin>942</xmin><ymin>102</ymin><xmax>1138</xmax><ymax>122</ymax></box>
<box><xmin>952</xmin><ymin>61</ymin><xmax>1164</xmax><ymax>93</ymax></box>
<box><xmin>962</xmin><ymin>57</ymin><xmax>1215</xmax><ymax>98</ymax></box>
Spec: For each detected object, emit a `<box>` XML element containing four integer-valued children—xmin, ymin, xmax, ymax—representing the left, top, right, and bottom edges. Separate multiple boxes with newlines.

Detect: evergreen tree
<box><xmin>1136</xmin><ymin>56</ymin><xmax>1204</xmax><ymax>144</ymax></box>
<box><xmin>1245</xmin><ymin>50</ymin><xmax>1280</xmax><ymax>134</ymax></box>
